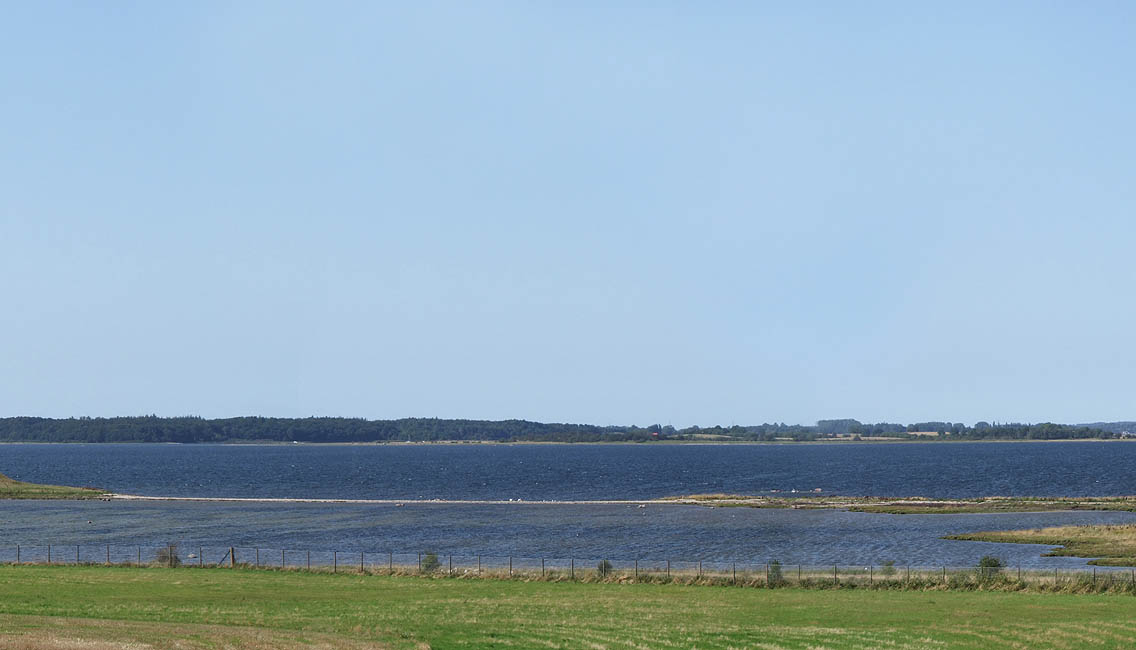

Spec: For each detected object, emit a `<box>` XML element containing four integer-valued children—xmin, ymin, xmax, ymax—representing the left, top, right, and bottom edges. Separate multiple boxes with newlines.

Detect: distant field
<box><xmin>2</xmin><ymin>566</ymin><xmax>1136</xmax><ymax>649</ymax></box>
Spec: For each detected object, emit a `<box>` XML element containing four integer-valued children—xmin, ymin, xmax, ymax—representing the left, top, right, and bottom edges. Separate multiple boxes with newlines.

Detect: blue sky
<box><xmin>2</xmin><ymin>2</ymin><xmax>1134</xmax><ymax>426</ymax></box>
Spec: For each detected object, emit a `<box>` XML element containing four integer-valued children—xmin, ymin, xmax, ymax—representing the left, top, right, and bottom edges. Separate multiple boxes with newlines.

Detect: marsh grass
<box><xmin>0</xmin><ymin>473</ymin><xmax>105</xmax><ymax>500</ymax></box>
<box><xmin>947</xmin><ymin>524</ymin><xmax>1136</xmax><ymax>566</ymax></box>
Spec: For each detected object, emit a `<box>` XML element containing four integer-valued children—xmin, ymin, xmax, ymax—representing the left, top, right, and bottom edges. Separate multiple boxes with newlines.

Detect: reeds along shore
<box><xmin>5</xmin><ymin>549</ymin><xmax>1136</xmax><ymax>595</ymax></box>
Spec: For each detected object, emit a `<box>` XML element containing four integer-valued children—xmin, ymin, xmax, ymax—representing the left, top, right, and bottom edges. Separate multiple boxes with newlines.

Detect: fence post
<box><xmin>389</xmin><ymin>552</ymin><xmax>393</xmax><ymax>573</ymax></box>
<box><xmin>200</xmin><ymin>547</ymin><xmax>204</xmax><ymax>568</ymax></box>
<box><xmin>230</xmin><ymin>547</ymin><xmax>236</xmax><ymax>568</ymax></box>
<box><xmin>361</xmin><ymin>552</ymin><xmax>365</xmax><ymax>574</ymax></box>
<box><xmin>16</xmin><ymin>545</ymin><xmax>19</xmax><ymax>564</ymax></box>
<box><xmin>766</xmin><ymin>563</ymin><xmax>770</xmax><ymax>584</ymax></box>
<box><xmin>543</xmin><ymin>558</ymin><xmax>546</xmax><ymax>577</ymax></box>
<box><xmin>698</xmin><ymin>561</ymin><xmax>702</xmax><ymax>578</ymax></box>
<box><xmin>448</xmin><ymin>554</ymin><xmax>452</xmax><ymax>576</ymax></box>
<box><xmin>906</xmin><ymin>565</ymin><xmax>910</xmax><ymax>582</ymax></box>
<box><xmin>1018</xmin><ymin>565</ymin><xmax>1021</xmax><ymax>581</ymax></box>
<box><xmin>732</xmin><ymin>562</ymin><xmax>735</xmax><ymax>583</ymax></box>
<box><xmin>282</xmin><ymin>549</ymin><xmax>285</xmax><ymax>569</ymax></box>
<box><xmin>418</xmin><ymin>552</ymin><xmax>421</xmax><ymax>572</ymax></box>
<box><xmin>307</xmin><ymin>550</ymin><xmax>311</xmax><ymax>570</ymax></box>
<box><xmin>666</xmin><ymin>560</ymin><xmax>670</xmax><ymax>578</ymax></box>
<box><xmin>477</xmin><ymin>555</ymin><xmax>481</xmax><ymax>575</ymax></box>
<box><xmin>1093</xmin><ymin>567</ymin><xmax>1097</xmax><ymax>587</ymax></box>
<box><xmin>333</xmin><ymin>551</ymin><xmax>337</xmax><ymax>573</ymax></box>
<box><xmin>509</xmin><ymin>556</ymin><xmax>512</xmax><ymax>576</ymax></box>
<box><xmin>870</xmin><ymin>565</ymin><xmax>873</xmax><ymax>585</ymax></box>
<box><xmin>256</xmin><ymin>548</ymin><xmax>259</xmax><ymax>568</ymax></box>
<box><xmin>570</xmin><ymin>558</ymin><xmax>573</xmax><ymax>579</ymax></box>
<box><xmin>834</xmin><ymin>565</ymin><xmax>837</xmax><ymax>585</ymax></box>
<box><xmin>168</xmin><ymin>545</ymin><xmax>173</xmax><ymax>568</ymax></box>
<box><xmin>137</xmin><ymin>547</ymin><xmax>141</xmax><ymax>565</ymax></box>
<box><xmin>943</xmin><ymin>566</ymin><xmax>946</xmax><ymax>583</ymax></box>
<box><xmin>106</xmin><ymin>545</ymin><xmax>110</xmax><ymax>565</ymax></box>
<box><xmin>634</xmin><ymin>559</ymin><xmax>637</xmax><ymax>579</ymax></box>
<box><xmin>48</xmin><ymin>545</ymin><xmax>52</xmax><ymax>564</ymax></box>
<box><xmin>798</xmin><ymin>565</ymin><xmax>801</xmax><ymax>582</ymax></box>
<box><xmin>76</xmin><ymin>545</ymin><xmax>79</xmax><ymax>564</ymax></box>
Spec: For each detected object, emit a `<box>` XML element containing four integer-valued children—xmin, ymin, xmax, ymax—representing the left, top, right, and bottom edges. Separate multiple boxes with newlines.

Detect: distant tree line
<box><xmin>0</xmin><ymin>416</ymin><xmax>1123</xmax><ymax>444</ymax></box>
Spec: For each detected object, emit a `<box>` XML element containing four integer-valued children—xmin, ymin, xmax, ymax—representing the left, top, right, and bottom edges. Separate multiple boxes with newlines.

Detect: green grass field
<box><xmin>2</xmin><ymin>565</ymin><xmax>1136</xmax><ymax>649</ymax></box>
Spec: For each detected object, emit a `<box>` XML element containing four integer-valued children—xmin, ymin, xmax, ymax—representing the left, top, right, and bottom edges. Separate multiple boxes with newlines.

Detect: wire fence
<box><xmin>3</xmin><ymin>544</ymin><xmax>1135</xmax><ymax>590</ymax></box>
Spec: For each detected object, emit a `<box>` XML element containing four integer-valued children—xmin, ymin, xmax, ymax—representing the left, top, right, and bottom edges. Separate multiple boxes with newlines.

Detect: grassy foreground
<box><xmin>948</xmin><ymin>524</ymin><xmax>1136</xmax><ymax>566</ymax></box>
<box><xmin>0</xmin><ymin>472</ymin><xmax>105</xmax><ymax>500</ymax></box>
<box><xmin>2</xmin><ymin>566</ymin><xmax>1136</xmax><ymax>649</ymax></box>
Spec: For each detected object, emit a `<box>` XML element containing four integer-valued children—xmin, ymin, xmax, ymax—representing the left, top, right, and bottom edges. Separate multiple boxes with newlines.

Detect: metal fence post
<box><xmin>281</xmin><ymin>549</ymin><xmax>285</xmax><ymax>568</ymax></box>
<box><xmin>732</xmin><ymin>562</ymin><xmax>736</xmax><ymax>583</ymax></box>
<box><xmin>666</xmin><ymin>560</ymin><xmax>670</xmax><ymax>578</ymax></box>
<box><xmin>307</xmin><ymin>550</ymin><xmax>311</xmax><ymax>570</ymax></box>
<box><xmin>333</xmin><ymin>551</ymin><xmax>337</xmax><ymax>573</ymax></box>
<box><xmin>542</xmin><ymin>558</ymin><xmax>546</xmax><ymax>576</ymax></box>
<box><xmin>834</xmin><ymin>565</ymin><xmax>838</xmax><ymax>585</ymax></box>
<box><xmin>16</xmin><ymin>545</ymin><xmax>19</xmax><ymax>564</ymax></box>
<box><xmin>389</xmin><ymin>552</ymin><xmax>393</xmax><ymax>573</ymax></box>
<box><xmin>870</xmin><ymin>565</ymin><xmax>873</xmax><ymax>585</ymax></box>
<box><xmin>137</xmin><ymin>547</ymin><xmax>141</xmax><ymax>565</ymax></box>
<box><xmin>200</xmin><ymin>547</ymin><xmax>204</xmax><ymax>568</ymax></box>
<box><xmin>361</xmin><ymin>552</ymin><xmax>365</xmax><ymax>573</ymax></box>
<box><xmin>48</xmin><ymin>545</ymin><xmax>51</xmax><ymax>564</ymax></box>
<box><xmin>477</xmin><ymin>555</ymin><xmax>481</xmax><ymax>575</ymax></box>
<box><xmin>698</xmin><ymin>561</ymin><xmax>702</xmax><ymax>578</ymax></box>
<box><xmin>570</xmin><ymin>558</ymin><xmax>573</xmax><ymax>579</ymax></box>
<box><xmin>255</xmin><ymin>548</ymin><xmax>259</xmax><ymax>568</ymax></box>
<box><xmin>509</xmin><ymin>556</ymin><xmax>512</xmax><ymax>576</ymax></box>
<box><xmin>106</xmin><ymin>545</ymin><xmax>110</xmax><ymax>565</ymax></box>
<box><xmin>448</xmin><ymin>554</ymin><xmax>452</xmax><ymax>575</ymax></box>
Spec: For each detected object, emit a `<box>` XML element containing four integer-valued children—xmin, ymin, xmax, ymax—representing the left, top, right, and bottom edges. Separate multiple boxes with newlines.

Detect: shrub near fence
<box><xmin>2</xmin><ymin>544</ymin><xmax>1135</xmax><ymax>594</ymax></box>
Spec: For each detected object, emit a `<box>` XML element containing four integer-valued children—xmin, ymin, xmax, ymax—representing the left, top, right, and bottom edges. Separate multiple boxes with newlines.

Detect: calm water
<box><xmin>4</xmin><ymin>442</ymin><xmax>1136</xmax><ymax>567</ymax></box>
<box><xmin>1</xmin><ymin>501</ymin><xmax>1133</xmax><ymax>568</ymax></box>
<box><xmin>2</xmin><ymin>441</ymin><xmax>1135</xmax><ymax>500</ymax></box>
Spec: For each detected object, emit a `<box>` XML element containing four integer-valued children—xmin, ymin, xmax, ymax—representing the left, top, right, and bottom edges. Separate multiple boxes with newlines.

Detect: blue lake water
<box><xmin>2</xmin><ymin>441</ymin><xmax>1135</xmax><ymax>500</ymax></box>
<box><xmin>3</xmin><ymin>442</ymin><xmax>1135</xmax><ymax>567</ymax></box>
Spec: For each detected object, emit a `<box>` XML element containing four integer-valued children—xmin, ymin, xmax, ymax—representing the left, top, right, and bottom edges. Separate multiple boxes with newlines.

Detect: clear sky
<box><xmin>2</xmin><ymin>2</ymin><xmax>1134</xmax><ymax>427</ymax></box>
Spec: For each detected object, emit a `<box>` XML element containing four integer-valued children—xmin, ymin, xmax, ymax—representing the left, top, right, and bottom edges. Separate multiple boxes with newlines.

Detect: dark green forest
<box><xmin>0</xmin><ymin>416</ymin><xmax>1126</xmax><ymax>444</ymax></box>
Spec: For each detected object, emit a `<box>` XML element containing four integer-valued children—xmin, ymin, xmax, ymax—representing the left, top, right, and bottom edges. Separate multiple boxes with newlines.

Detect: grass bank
<box><xmin>0</xmin><ymin>472</ymin><xmax>105</xmax><ymax>500</ymax></box>
<box><xmin>664</xmin><ymin>493</ymin><xmax>1136</xmax><ymax>514</ymax></box>
<box><xmin>948</xmin><ymin>524</ymin><xmax>1136</xmax><ymax>566</ymax></box>
<box><xmin>2</xmin><ymin>565</ymin><xmax>1136</xmax><ymax>649</ymax></box>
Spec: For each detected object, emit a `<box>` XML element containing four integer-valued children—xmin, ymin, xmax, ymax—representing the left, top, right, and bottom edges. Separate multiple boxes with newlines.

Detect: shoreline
<box><xmin>93</xmin><ymin>493</ymin><xmax>1136</xmax><ymax>514</ymax></box>
<box><xmin>1</xmin><ymin>437</ymin><xmax>1132</xmax><ymax>446</ymax></box>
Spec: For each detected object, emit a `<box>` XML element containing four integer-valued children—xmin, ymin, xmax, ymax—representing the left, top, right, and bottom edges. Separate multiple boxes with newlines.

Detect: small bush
<box><xmin>597</xmin><ymin>559</ymin><xmax>613</xmax><ymax>577</ymax></box>
<box><xmin>421</xmin><ymin>552</ymin><xmax>441</xmax><ymax>573</ymax></box>
<box><xmin>156</xmin><ymin>544</ymin><xmax>180</xmax><ymax>567</ymax></box>
<box><xmin>977</xmin><ymin>555</ymin><xmax>1005</xmax><ymax>581</ymax></box>
<box><xmin>768</xmin><ymin>560</ymin><xmax>785</xmax><ymax>586</ymax></box>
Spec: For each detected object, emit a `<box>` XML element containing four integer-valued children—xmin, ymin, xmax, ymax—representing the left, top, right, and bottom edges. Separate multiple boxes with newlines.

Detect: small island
<box><xmin>946</xmin><ymin>524</ymin><xmax>1136</xmax><ymax>566</ymax></box>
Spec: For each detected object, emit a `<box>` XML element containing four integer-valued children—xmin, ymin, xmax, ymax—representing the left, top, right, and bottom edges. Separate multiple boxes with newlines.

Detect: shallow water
<box><xmin>1</xmin><ymin>500</ymin><xmax>1133</xmax><ymax>568</ymax></box>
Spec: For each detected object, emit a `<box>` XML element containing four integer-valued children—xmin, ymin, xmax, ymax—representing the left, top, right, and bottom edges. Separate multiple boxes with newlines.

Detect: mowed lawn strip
<box><xmin>1</xmin><ymin>565</ymin><xmax>1136</xmax><ymax>649</ymax></box>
